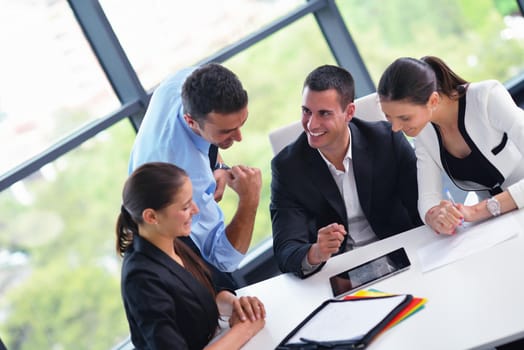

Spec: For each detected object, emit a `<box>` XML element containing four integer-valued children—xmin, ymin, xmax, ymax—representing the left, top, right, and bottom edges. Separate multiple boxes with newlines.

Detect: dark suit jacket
<box><xmin>121</xmin><ymin>235</ymin><xmax>219</xmax><ymax>350</ymax></box>
<box><xmin>270</xmin><ymin>118</ymin><xmax>423</xmax><ymax>278</ymax></box>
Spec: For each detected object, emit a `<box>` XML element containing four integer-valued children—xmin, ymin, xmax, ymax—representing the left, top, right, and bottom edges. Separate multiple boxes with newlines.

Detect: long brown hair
<box><xmin>116</xmin><ymin>162</ymin><xmax>215</xmax><ymax>296</ymax></box>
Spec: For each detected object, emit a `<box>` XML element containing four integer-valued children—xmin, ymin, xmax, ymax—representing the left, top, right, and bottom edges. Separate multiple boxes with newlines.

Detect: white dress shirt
<box><xmin>319</xmin><ymin>127</ymin><xmax>377</xmax><ymax>249</ymax></box>
<box><xmin>302</xmin><ymin>127</ymin><xmax>378</xmax><ymax>272</ymax></box>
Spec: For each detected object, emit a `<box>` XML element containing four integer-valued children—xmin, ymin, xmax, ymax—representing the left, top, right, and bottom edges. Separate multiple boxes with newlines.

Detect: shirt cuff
<box><xmin>507</xmin><ymin>180</ymin><xmax>524</xmax><ymax>209</ymax></box>
<box><xmin>301</xmin><ymin>254</ymin><xmax>321</xmax><ymax>274</ymax></box>
<box><xmin>209</xmin><ymin>234</ymin><xmax>245</xmax><ymax>272</ymax></box>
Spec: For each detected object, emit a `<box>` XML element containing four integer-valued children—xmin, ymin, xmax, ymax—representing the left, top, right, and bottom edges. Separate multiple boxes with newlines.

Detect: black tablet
<box><xmin>329</xmin><ymin>247</ymin><xmax>411</xmax><ymax>298</ymax></box>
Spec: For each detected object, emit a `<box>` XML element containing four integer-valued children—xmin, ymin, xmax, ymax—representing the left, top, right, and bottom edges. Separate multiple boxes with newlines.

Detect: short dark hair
<box><xmin>181</xmin><ymin>63</ymin><xmax>248</xmax><ymax>122</ymax></box>
<box><xmin>378</xmin><ymin>56</ymin><xmax>468</xmax><ymax>105</ymax></box>
<box><xmin>303</xmin><ymin>65</ymin><xmax>355</xmax><ymax>110</ymax></box>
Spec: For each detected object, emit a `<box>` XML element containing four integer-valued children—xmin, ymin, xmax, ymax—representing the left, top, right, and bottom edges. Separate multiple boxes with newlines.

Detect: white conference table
<box><xmin>236</xmin><ymin>209</ymin><xmax>524</xmax><ymax>350</ymax></box>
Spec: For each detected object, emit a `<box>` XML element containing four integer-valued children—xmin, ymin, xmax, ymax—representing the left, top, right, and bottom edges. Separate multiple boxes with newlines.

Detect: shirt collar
<box><xmin>318</xmin><ymin>126</ymin><xmax>353</xmax><ymax>172</ymax></box>
<box><xmin>178</xmin><ymin>110</ymin><xmax>211</xmax><ymax>154</ymax></box>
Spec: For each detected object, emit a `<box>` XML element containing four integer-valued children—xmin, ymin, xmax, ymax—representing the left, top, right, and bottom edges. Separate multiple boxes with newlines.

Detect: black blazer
<box><xmin>270</xmin><ymin>118</ymin><xmax>423</xmax><ymax>278</ymax></box>
<box><xmin>121</xmin><ymin>235</ymin><xmax>219</xmax><ymax>350</ymax></box>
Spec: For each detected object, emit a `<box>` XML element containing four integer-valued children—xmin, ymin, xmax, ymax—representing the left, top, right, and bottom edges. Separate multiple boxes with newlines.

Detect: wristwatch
<box><xmin>214</xmin><ymin>162</ymin><xmax>231</xmax><ymax>171</ymax></box>
<box><xmin>486</xmin><ymin>197</ymin><xmax>501</xmax><ymax>217</ymax></box>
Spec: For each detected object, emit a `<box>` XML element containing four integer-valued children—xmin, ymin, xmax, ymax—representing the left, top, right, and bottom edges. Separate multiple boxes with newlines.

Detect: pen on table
<box><xmin>445</xmin><ymin>189</ymin><xmax>464</xmax><ymax>226</ymax></box>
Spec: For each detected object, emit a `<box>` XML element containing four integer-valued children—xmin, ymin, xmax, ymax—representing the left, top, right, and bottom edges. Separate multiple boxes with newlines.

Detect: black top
<box><xmin>433</xmin><ymin>94</ymin><xmax>504</xmax><ymax>194</ymax></box>
<box><xmin>121</xmin><ymin>235</ymin><xmax>219</xmax><ymax>350</ymax></box>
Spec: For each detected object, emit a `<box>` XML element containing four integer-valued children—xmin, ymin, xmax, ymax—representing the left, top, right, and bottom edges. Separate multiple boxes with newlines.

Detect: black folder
<box><xmin>276</xmin><ymin>294</ymin><xmax>413</xmax><ymax>350</ymax></box>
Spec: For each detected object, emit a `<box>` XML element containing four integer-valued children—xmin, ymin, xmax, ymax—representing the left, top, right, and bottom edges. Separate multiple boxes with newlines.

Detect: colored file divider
<box><xmin>343</xmin><ymin>289</ymin><xmax>427</xmax><ymax>331</ymax></box>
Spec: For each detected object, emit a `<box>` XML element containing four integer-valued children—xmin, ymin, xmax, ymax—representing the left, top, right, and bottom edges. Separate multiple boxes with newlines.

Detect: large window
<box><xmin>337</xmin><ymin>0</ymin><xmax>524</xmax><ymax>84</ymax></box>
<box><xmin>0</xmin><ymin>120</ymin><xmax>134</xmax><ymax>349</ymax></box>
<box><xmin>99</xmin><ymin>0</ymin><xmax>303</xmax><ymax>90</ymax></box>
<box><xmin>0</xmin><ymin>0</ymin><xmax>119</xmax><ymax>177</ymax></box>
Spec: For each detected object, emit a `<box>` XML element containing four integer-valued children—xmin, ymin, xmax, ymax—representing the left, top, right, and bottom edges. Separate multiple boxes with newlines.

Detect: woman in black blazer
<box><xmin>116</xmin><ymin>162</ymin><xmax>265</xmax><ymax>350</ymax></box>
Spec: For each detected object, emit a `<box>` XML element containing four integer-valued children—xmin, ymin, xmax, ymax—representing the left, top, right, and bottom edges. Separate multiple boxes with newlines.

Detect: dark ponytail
<box><xmin>420</xmin><ymin>56</ymin><xmax>468</xmax><ymax>97</ymax></box>
<box><xmin>116</xmin><ymin>205</ymin><xmax>138</xmax><ymax>257</ymax></box>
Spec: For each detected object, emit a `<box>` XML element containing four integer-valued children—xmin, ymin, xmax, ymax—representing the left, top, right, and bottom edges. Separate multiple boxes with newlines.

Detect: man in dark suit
<box><xmin>270</xmin><ymin>65</ymin><xmax>423</xmax><ymax>278</ymax></box>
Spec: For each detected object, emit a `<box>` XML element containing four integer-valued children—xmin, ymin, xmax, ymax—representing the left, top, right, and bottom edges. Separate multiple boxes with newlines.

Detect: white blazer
<box><xmin>415</xmin><ymin>80</ymin><xmax>524</xmax><ymax>221</ymax></box>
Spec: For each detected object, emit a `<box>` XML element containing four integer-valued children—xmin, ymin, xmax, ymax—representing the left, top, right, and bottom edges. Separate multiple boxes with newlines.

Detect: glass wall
<box><xmin>0</xmin><ymin>0</ymin><xmax>119</xmax><ymax>177</ymax></box>
<box><xmin>337</xmin><ymin>0</ymin><xmax>524</xmax><ymax>85</ymax></box>
<box><xmin>0</xmin><ymin>120</ymin><xmax>134</xmax><ymax>349</ymax></box>
<box><xmin>99</xmin><ymin>0</ymin><xmax>303</xmax><ymax>90</ymax></box>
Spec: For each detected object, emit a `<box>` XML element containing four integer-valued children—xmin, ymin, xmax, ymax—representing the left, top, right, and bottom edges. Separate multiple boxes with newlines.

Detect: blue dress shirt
<box><xmin>128</xmin><ymin>68</ymin><xmax>244</xmax><ymax>272</ymax></box>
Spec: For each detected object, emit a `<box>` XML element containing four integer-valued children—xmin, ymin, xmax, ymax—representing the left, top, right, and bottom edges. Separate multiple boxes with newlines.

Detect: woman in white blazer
<box><xmin>377</xmin><ymin>56</ymin><xmax>524</xmax><ymax>235</ymax></box>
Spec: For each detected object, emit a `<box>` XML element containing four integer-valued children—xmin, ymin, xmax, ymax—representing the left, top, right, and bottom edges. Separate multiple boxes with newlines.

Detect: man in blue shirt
<box><xmin>129</xmin><ymin>63</ymin><xmax>261</xmax><ymax>273</ymax></box>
